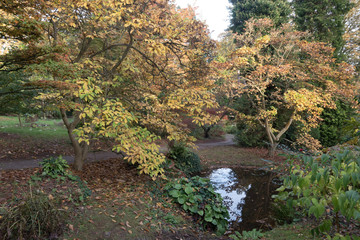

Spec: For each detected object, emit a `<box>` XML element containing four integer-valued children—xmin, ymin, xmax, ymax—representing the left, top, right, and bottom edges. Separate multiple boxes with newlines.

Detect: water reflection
<box><xmin>202</xmin><ymin>167</ymin><xmax>279</xmax><ymax>231</ymax></box>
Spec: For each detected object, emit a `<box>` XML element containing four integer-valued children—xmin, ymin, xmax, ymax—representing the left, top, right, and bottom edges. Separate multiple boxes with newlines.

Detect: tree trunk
<box><xmin>204</xmin><ymin>127</ymin><xmax>211</xmax><ymax>138</ymax></box>
<box><xmin>60</xmin><ymin>108</ymin><xmax>89</xmax><ymax>171</ymax></box>
<box><xmin>264</xmin><ymin>112</ymin><xmax>295</xmax><ymax>157</ymax></box>
<box><xmin>18</xmin><ymin>114</ymin><xmax>22</xmax><ymax>127</ymax></box>
<box><xmin>268</xmin><ymin>142</ymin><xmax>279</xmax><ymax>157</ymax></box>
<box><xmin>73</xmin><ymin>142</ymin><xmax>89</xmax><ymax>170</ymax></box>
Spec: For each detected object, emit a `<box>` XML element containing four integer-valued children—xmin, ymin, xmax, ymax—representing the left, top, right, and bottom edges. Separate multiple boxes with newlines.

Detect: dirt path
<box><xmin>196</xmin><ymin>134</ymin><xmax>235</xmax><ymax>149</ymax></box>
<box><xmin>0</xmin><ymin>134</ymin><xmax>236</xmax><ymax>170</ymax></box>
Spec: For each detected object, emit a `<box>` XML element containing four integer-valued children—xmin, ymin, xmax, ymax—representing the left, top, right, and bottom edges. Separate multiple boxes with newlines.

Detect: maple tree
<box><xmin>213</xmin><ymin>19</ymin><xmax>358</xmax><ymax>156</ymax></box>
<box><xmin>1</xmin><ymin>0</ymin><xmax>218</xmax><ymax>177</ymax></box>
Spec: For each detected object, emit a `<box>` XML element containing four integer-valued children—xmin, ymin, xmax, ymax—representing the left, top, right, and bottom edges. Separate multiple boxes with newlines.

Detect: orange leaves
<box><xmin>214</xmin><ymin>18</ymin><xmax>359</xmax><ymax>152</ymax></box>
<box><xmin>10</xmin><ymin>0</ymin><xmax>217</xmax><ymax>177</ymax></box>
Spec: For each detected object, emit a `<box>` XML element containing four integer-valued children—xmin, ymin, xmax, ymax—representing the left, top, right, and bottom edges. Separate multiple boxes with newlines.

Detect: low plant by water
<box><xmin>165</xmin><ymin>176</ymin><xmax>229</xmax><ymax>235</ymax></box>
<box><xmin>229</xmin><ymin>229</ymin><xmax>264</xmax><ymax>240</ymax></box>
<box><xmin>273</xmin><ymin>149</ymin><xmax>360</xmax><ymax>237</ymax></box>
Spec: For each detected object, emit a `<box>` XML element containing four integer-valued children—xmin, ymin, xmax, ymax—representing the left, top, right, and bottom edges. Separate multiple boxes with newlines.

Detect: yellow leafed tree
<box><xmin>1</xmin><ymin>0</ymin><xmax>218</xmax><ymax>177</ymax></box>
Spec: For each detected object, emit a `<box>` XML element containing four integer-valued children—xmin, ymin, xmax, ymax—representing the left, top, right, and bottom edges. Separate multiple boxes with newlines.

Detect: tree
<box><xmin>318</xmin><ymin>101</ymin><xmax>354</xmax><ymax>147</ymax></box>
<box><xmin>1</xmin><ymin>0</ymin><xmax>218</xmax><ymax>177</ymax></box>
<box><xmin>229</xmin><ymin>0</ymin><xmax>291</xmax><ymax>34</ymax></box>
<box><xmin>343</xmin><ymin>0</ymin><xmax>360</xmax><ymax>70</ymax></box>
<box><xmin>0</xmin><ymin>71</ymin><xmax>38</xmax><ymax>125</ymax></box>
<box><xmin>213</xmin><ymin>19</ymin><xmax>357</xmax><ymax>156</ymax></box>
<box><xmin>0</xmin><ymin>1</ymin><xmax>57</xmax><ymax>71</ymax></box>
<box><xmin>293</xmin><ymin>0</ymin><xmax>353</xmax><ymax>59</ymax></box>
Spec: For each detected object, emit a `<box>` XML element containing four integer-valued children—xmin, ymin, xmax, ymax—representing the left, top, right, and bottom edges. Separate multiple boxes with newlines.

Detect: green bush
<box><xmin>37</xmin><ymin>156</ymin><xmax>91</xmax><ymax>202</ymax></box>
<box><xmin>274</xmin><ymin>149</ymin><xmax>360</xmax><ymax>236</ymax></box>
<box><xmin>165</xmin><ymin>176</ymin><xmax>229</xmax><ymax>235</ymax></box>
<box><xmin>271</xmin><ymin>201</ymin><xmax>296</xmax><ymax>225</ymax></box>
<box><xmin>40</xmin><ymin>156</ymin><xmax>70</xmax><ymax>179</ymax></box>
<box><xmin>317</xmin><ymin>101</ymin><xmax>354</xmax><ymax>147</ymax></box>
<box><xmin>229</xmin><ymin>229</ymin><xmax>264</xmax><ymax>240</ymax></box>
<box><xmin>235</xmin><ymin>121</ymin><xmax>266</xmax><ymax>147</ymax></box>
<box><xmin>167</xmin><ymin>143</ymin><xmax>201</xmax><ymax>175</ymax></box>
<box><xmin>224</xmin><ymin>123</ymin><xmax>237</xmax><ymax>134</ymax></box>
<box><xmin>0</xmin><ymin>192</ymin><xmax>67</xmax><ymax>240</ymax></box>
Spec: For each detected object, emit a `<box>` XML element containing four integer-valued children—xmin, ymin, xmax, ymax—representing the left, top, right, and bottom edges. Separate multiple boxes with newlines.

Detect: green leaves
<box><xmin>169</xmin><ymin>190</ymin><xmax>179</xmax><ymax>198</ymax></box>
<box><xmin>40</xmin><ymin>156</ymin><xmax>69</xmax><ymax>179</ymax></box>
<box><xmin>165</xmin><ymin>177</ymin><xmax>229</xmax><ymax>235</ymax></box>
<box><xmin>184</xmin><ymin>186</ymin><xmax>193</xmax><ymax>195</ymax></box>
<box><xmin>274</xmin><ymin>149</ymin><xmax>360</xmax><ymax>236</ymax></box>
<box><xmin>229</xmin><ymin>229</ymin><xmax>264</xmax><ymax>240</ymax></box>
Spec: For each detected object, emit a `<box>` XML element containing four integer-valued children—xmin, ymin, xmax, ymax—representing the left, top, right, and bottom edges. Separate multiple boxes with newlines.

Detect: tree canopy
<box><xmin>213</xmin><ymin>19</ymin><xmax>358</xmax><ymax>155</ymax></box>
<box><xmin>293</xmin><ymin>0</ymin><xmax>353</xmax><ymax>59</ymax></box>
<box><xmin>0</xmin><ymin>0</ymin><xmax>218</xmax><ymax>177</ymax></box>
<box><xmin>229</xmin><ymin>0</ymin><xmax>291</xmax><ymax>34</ymax></box>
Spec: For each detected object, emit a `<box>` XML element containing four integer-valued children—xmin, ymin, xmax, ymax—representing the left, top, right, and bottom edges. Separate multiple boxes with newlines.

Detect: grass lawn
<box><xmin>0</xmin><ymin>115</ymin><xmax>68</xmax><ymax>140</ymax></box>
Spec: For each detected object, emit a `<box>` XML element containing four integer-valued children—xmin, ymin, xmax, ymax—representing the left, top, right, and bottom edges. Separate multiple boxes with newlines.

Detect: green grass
<box><xmin>0</xmin><ymin>116</ymin><xmax>68</xmax><ymax>140</ymax></box>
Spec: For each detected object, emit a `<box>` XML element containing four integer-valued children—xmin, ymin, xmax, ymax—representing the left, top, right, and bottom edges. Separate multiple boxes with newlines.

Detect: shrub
<box><xmin>273</xmin><ymin>149</ymin><xmax>360</xmax><ymax>236</ymax></box>
<box><xmin>317</xmin><ymin>101</ymin><xmax>353</xmax><ymax>147</ymax></box>
<box><xmin>36</xmin><ymin>156</ymin><xmax>91</xmax><ymax>202</ymax></box>
<box><xmin>224</xmin><ymin>123</ymin><xmax>237</xmax><ymax>134</ymax></box>
<box><xmin>229</xmin><ymin>229</ymin><xmax>264</xmax><ymax>240</ymax></box>
<box><xmin>40</xmin><ymin>156</ymin><xmax>70</xmax><ymax>179</ymax></box>
<box><xmin>271</xmin><ymin>202</ymin><xmax>296</xmax><ymax>225</ymax></box>
<box><xmin>0</xmin><ymin>192</ymin><xmax>67</xmax><ymax>240</ymax></box>
<box><xmin>165</xmin><ymin>176</ymin><xmax>229</xmax><ymax>235</ymax></box>
<box><xmin>167</xmin><ymin>143</ymin><xmax>201</xmax><ymax>175</ymax></box>
<box><xmin>235</xmin><ymin>121</ymin><xmax>266</xmax><ymax>147</ymax></box>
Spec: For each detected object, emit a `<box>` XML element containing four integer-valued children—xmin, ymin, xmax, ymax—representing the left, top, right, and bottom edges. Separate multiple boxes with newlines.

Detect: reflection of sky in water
<box><xmin>208</xmin><ymin>168</ymin><xmax>250</xmax><ymax>222</ymax></box>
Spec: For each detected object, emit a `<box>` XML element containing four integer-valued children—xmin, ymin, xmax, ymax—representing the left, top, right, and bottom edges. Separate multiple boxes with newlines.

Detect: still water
<box><xmin>201</xmin><ymin>167</ymin><xmax>280</xmax><ymax>231</ymax></box>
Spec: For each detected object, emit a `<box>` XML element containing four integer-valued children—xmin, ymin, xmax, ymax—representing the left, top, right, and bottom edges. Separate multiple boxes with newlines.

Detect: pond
<box><xmin>200</xmin><ymin>167</ymin><xmax>281</xmax><ymax>232</ymax></box>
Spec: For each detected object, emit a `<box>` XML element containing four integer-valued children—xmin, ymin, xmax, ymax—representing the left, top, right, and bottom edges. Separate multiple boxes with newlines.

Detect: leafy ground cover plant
<box><xmin>36</xmin><ymin>156</ymin><xmax>91</xmax><ymax>202</ymax></box>
<box><xmin>274</xmin><ymin>149</ymin><xmax>360</xmax><ymax>237</ymax></box>
<box><xmin>165</xmin><ymin>176</ymin><xmax>229</xmax><ymax>235</ymax></box>
<box><xmin>40</xmin><ymin>156</ymin><xmax>72</xmax><ymax>179</ymax></box>
<box><xmin>229</xmin><ymin>229</ymin><xmax>264</xmax><ymax>240</ymax></box>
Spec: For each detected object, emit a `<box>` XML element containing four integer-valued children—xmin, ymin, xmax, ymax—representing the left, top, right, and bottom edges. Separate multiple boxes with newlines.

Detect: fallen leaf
<box><xmin>48</xmin><ymin>194</ymin><xmax>54</xmax><ymax>200</ymax></box>
<box><xmin>68</xmin><ymin>224</ymin><xmax>74</xmax><ymax>231</ymax></box>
